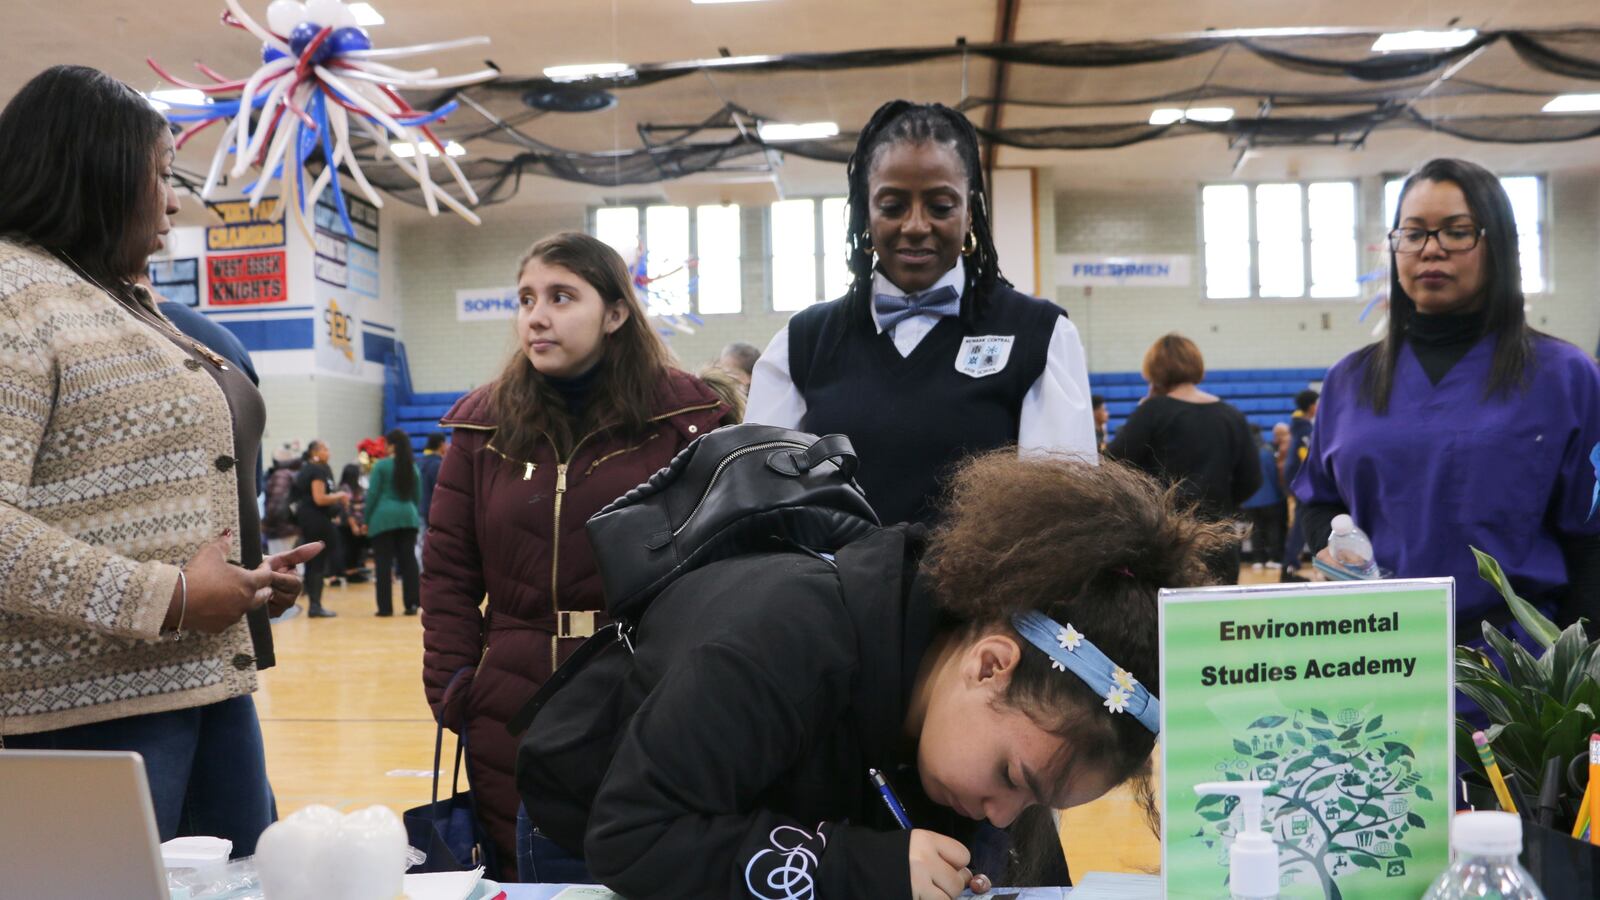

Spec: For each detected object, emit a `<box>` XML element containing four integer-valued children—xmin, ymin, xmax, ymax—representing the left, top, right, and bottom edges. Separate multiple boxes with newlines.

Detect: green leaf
<box><xmin>1457</xmin><ymin>681</ymin><xmax>1517</xmax><ymax>724</ymax></box>
<box><xmin>1542</xmin><ymin>708</ymin><xmax>1595</xmax><ymax>772</ymax></box>
<box><xmin>1307</xmin><ymin>774</ymin><xmax>1337</xmax><ymax>793</ymax></box>
<box><xmin>1551</xmin><ymin>624</ymin><xmax>1590</xmax><ymax>702</ymax></box>
<box><xmin>1225</xmin><ymin>771</ymin><xmax>1243</xmax><ymax>782</ymax></box>
<box><xmin>1351</xmin><ymin>852</ymin><xmax>1381</xmax><ymax>870</ymax></box>
<box><xmin>1339</xmin><ymin>797</ymin><xmax>1358</xmax><ymax>813</ymax></box>
<box><xmin>1416</xmin><ymin>785</ymin><xmax>1434</xmax><ymax>802</ymax></box>
<box><xmin>1200</xmin><ymin>808</ymin><xmax>1229</xmax><ymax>822</ymax></box>
<box><xmin>1407</xmin><ymin>812</ymin><xmax>1427</xmax><ymax>829</ymax></box>
<box><xmin>1396</xmin><ymin>842</ymin><xmax>1413</xmax><ymax>858</ymax></box>
<box><xmin>1287</xmin><ymin>731</ymin><xmax>1307</xmax><ymax>747</ymax></box>
<box><xmin>1308</xmin><ymin>727</ymin><xmax>1336</xmax><ymax>740</ymax></box>
<box><xmin>1360</xmin><ymin>804</ymin><xmax>1385</xmax><ymax>819</ymax></box>
<box><xmin>1256</xmin><ymin>751</ymin><xmax>1280</xmax><ymax>761</ymax></box>
<box><xmin>1197</xmin><ymin>793</ymin><xmax>1225</xmax><ymax>810</ymax></box>
<box><xmin>1234</xmin><ymin>739</ymin><xmax>1252</xmax><ymax>755</ymax></box>
<box><xmin>1285</xmin><ymin>755</ymin><xmax>1318</xmax><ymax>776</ymax></box>
<box><xmin>1473</xmin><ymin>546</ymin><xmax>1561</xmax><ymax>648</ymax></box>
<box><xmin>1338</xmin><ymin>726</ymin><xmax>1362</xmax><ymax>741</ymax></box>
<box><xmin>1250</xmin><ymin>715</ymin><xmax>1288</xmax><ymax>729</ymax></box>
<box><xmin>1312</xmin><ymin>708</ymin><xmax>1330</xmax><ymax>723</ymax></box>
<box><xmin>1365</xmin><ymin>715</ymin><xmax>1385</xmax><ymax>734</ymax></box>
<box><xmin>1352</xmin><ymin>756</ymin><xmax>1371</xmax><ymax>772</ymax></box>
<box><xmin>1481</xmin><ymin>620</ymin><xmax>1549</xmax><ymax>692</ymax></box>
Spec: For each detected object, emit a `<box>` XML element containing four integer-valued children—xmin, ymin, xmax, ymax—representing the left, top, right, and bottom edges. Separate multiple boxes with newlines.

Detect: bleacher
<box><xmin>1094</xmin><ymin>367</ymin><xmax>1327</xmax><ymax>439</ymax></box>
<box><xmin>384</xmin><ymin>344</ymin><xmax>1325</xmax><ymax>449</ymax></box>
<box><xmin>382</xmin><ymin>343</ymin><xmax>463</xmax><ymax>453</ymax></box>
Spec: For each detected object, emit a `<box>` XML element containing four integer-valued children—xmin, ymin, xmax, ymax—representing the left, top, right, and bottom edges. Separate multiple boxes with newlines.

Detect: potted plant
<box><xmin>1456</xmin><ymin>546</ymin><xmax>1600</xmax><ymax>893</ymax></box>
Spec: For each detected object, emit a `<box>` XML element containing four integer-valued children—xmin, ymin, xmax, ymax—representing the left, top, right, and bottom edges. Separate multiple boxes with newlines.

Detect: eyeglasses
<box><xmin>1387</xmin><ymin>225</ymin><xmax>1485</xmax><ymax>254</ymax></box>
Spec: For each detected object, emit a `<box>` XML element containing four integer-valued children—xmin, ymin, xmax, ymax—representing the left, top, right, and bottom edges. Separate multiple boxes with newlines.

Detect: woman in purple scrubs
<box><xmin>1293</xmin><ymin>158</ymin><xmax>1600</xmax><ymax>643</ymax></box>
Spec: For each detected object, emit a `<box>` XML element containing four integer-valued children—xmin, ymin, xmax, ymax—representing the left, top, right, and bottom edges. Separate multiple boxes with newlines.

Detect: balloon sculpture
<box><xmin>148</xmin><ymin>0</ymin><xmax>497</xmax><ymax>236</ymax></box>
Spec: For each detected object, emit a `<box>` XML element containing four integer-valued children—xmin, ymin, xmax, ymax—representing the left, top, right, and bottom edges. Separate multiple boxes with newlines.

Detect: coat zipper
<box><xmin>671</xmin><ymin>440</ymin><xmax>808</xmax><ymax>537</ymax></box>
<box><xmin>542</xmin><ymin>400</ymin><xmax>720</xmax><ymax>670</ymax></box>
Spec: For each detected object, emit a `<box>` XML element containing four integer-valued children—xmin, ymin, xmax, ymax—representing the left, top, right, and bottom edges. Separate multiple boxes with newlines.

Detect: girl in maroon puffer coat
<box><xmin>421</xmin><ymin>232</ymin><xmax>728</xmax><ymax>877</ymax></box>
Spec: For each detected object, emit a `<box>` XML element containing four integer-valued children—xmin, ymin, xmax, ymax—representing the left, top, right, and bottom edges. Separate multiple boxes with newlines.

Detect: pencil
<box><xmin>1474</xmin><ymin>731</ymin><xmax>1518</xmax><ymax>815</ymax></box>
<box><xmin>1572</xmin><ymin>778</ymin><xmax>1593</xmax><ymax>839</ymax></box>
<box><xmin>1589</xmin><ymin>735</ymin><xmax>1600</xmax><ymax>845</ymax></box>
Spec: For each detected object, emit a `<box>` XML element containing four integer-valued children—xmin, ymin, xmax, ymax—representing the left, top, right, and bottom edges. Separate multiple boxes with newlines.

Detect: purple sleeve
<box><xmin>1292</xmin><ymin>361</ymin><xmax>1350</xmax><ymax>507</ymax></box>
<box><xmin>1545</xmin><ymin>348</ymin><xmax>1600</xmax><ymax>539</ymax></box>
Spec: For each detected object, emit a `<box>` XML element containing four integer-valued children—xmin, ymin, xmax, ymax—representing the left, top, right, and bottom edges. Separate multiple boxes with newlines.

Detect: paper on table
<box><xmin>1068</xmin><ymin>872</ymin><xmax>1162</xmax><ymax>899</ymax></box>
<box><xmin>550</xmin><ymin>888</ymin><xmax>620</xmax><ymax>899</ymax></box>
<box><xmin>402</xmin><ymin>867</ymin><xmax>484</xmax><ymax>900</ymax></box>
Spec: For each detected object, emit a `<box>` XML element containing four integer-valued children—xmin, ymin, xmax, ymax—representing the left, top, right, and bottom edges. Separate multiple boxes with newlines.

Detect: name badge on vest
<box><xmin>955</xmin><ymin>335</ymin><xmax>1014</xmax><ymax>378</ymax></box>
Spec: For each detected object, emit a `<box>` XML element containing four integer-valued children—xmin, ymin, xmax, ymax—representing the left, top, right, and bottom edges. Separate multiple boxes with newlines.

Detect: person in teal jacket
<box><xmin>365</xmin><ymin>428</ymin><xmax>423</xmax><ymax>616</ymax></box>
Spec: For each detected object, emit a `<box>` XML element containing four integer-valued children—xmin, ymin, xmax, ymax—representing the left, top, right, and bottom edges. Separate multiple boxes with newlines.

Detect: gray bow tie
<box><xmin>872</xmin><ymin>284</ymin><xmax>961</xmax><ymax>331</ymax></box>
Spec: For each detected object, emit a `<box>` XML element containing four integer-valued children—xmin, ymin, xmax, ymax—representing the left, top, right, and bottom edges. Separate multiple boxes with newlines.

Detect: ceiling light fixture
<box><xmin>543</xmin><ymin>63</ymin><xmax>635</xmax><ymax>82</ymax></box>
<box><xmin>1542</xmin><ymin>93</ymin><xmax>1600</xmax><ymax>113</ymax></box>
<box><xmin>757</xmin><ymin>121</ymin><xmax>840</xmax><ymax>141</ymax></box>
<box><xmin>1148</xmin><ymin>107</ymin><xmax>1234</xmax><ymax>125</ymax></box>
<box><xmin>1370</xmin><ymin>29</ymin><xmax>1477</xmax><ymax>53</ymax></box>
<box><xmin>145</xmin><ymin>88</ymin><xmax>207</xmax><ymax>110</ymax></box>
<box><xmin>389</xmin><ymin>141</ymin><xmax>467</xmax><ymax>158</ymax></box>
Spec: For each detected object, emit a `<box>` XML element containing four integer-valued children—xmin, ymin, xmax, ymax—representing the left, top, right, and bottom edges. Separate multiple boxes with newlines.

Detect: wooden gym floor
<box><xmin>257</xmin><ymin>565</ymin><xmax>1290</xmax><ymax>878</ymax></box>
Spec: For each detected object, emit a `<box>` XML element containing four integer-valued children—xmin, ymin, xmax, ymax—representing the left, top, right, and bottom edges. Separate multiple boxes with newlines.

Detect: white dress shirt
<box><xmin>746</xmin><ymin>260</ymin><xmax>1098</xmax><ymax>461</ymax></box>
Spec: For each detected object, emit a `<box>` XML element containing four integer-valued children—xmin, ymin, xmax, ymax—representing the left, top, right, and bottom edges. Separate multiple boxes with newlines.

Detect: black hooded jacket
<box><xmin>520</xmin><ymin>524</ymin><xmax>1045</xmax><ymax>898</ymax></box>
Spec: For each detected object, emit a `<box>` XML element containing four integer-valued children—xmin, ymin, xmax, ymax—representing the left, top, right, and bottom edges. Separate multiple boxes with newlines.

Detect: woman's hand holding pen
<box><xmin>909</xmin><ymin>829</ymin><xmax>990</xmax><ymax>898</ymax></box>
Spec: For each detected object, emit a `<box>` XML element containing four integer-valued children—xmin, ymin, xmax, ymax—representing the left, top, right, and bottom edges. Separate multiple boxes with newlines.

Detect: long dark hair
<box><xmin>1360</xmin><ymin>158</ymin><xmax>1535</xmax><ymax>413</ymax></box>
<box><xmin>489</xmin><ymin>232</ymin><xmax>673</xmax><ymax>460</ymax></box>
<box><xmin>842</xmin><ymin>101</ymin><xmax>1007</xmax><ymax>322</ymax></box>
<box><xmin>386</xmin><ymin>428</ymin><xmax>417</xmax><ymax>501</ymax></box>
<box><xmin>0</xmin><ymin>65</ymin><xmax>170</xmax><ymax>300</ymax></box>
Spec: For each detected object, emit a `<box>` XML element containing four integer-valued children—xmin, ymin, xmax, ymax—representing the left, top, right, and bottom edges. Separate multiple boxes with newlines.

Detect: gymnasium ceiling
<box><xmin>9</xmin><ymin>0</ymin><xmax>1600</xmax><ymax>220</ymax></box>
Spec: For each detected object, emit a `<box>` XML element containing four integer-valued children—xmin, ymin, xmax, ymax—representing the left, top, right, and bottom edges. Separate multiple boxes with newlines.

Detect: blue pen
<box><xmin>869</xmin><ymin>767</ymin><xmax>914</xmax><ymax>830</ymax></box>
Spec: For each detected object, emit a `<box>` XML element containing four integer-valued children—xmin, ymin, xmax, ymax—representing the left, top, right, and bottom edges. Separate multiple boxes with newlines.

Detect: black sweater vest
<box><xmin>789</xmin><ymin>285</ymin><xmax>1063</xmax><ymax>525</ymax></box>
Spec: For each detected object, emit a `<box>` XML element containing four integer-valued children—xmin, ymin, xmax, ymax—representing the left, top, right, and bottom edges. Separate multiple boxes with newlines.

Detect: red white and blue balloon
<box><xmin>149</xmin><ymin>0</ymin><xmax>496</xmax><ymax>231</ymax></box>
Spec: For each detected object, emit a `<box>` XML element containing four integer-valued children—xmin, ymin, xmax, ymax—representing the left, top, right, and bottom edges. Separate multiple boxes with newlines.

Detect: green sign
<box><xmin>1160</xmin><ymin>579</ymin><xmax>1455</xmax><ymax>899</ymax></box>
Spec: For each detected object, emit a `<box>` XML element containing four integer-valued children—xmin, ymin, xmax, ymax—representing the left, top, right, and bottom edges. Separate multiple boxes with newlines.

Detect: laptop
<box><xmin>0</xmin><ymin>750</ymin><xmax>170</xmax><ymax>900</ymax></box>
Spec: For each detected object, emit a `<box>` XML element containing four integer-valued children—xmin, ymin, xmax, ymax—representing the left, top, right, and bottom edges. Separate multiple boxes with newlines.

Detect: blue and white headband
<box><xmin>1011</xmin><ymin>611</ymin><xmax>1161</xmax><ymax>734</ymax></box>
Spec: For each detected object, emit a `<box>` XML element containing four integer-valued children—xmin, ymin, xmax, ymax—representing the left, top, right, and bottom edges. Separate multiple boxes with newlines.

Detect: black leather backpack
<box><xmin>510</xmin><ymin>425</ymin><xmax>880</xmax><ymax>851</ymax></box>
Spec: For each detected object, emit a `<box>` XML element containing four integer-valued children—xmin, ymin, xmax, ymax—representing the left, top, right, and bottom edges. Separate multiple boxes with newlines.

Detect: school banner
<box><xmin>206</xmin><ymin>198</ymin><xmax>285</xmax><ymax>251</ymax></box>
<box><xmin>1160</xmin><ymin>579</ymin><xmax>1455</xmax><ymax>900</ymax></box>
<box><xmin>207</xmin><ymin>251</ymin><xmax>287</xmax><ymax>306</ymax></box>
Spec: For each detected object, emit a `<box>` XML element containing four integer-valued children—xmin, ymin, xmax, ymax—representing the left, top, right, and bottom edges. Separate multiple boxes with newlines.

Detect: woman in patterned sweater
<box><xmin>0</xmin><ymin>66</ymin><xmax>321</xmax><ymax>856</ymax></box>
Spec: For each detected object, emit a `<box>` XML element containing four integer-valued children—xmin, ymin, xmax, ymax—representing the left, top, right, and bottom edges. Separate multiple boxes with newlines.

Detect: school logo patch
<box><xmin>955</xmin><ymin>335</ymin><xmax>1014</xmax><ymax>378</ymax></box>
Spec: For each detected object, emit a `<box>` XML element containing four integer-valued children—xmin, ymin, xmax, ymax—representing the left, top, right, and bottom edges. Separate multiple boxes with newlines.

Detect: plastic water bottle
<box><xmin>1325</xmin><ymin>514</ymin><xmax>1379</xmax><ymax>579</ymax></box>
<box><xmin>1422</xmin><ymin>811</ymin><xmax>1546</xmax><ymax>900</ymax></box>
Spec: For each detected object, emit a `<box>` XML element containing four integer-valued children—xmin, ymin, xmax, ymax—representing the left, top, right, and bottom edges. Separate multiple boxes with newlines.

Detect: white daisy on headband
<box><xmin>1057</xmin><ymin>624</ymin><xmax>1083</xmax><ymax>652</ymax></box>
<box><xmin>1103</xmin><ymin>687</ymin><xmax>1130</xmax><ymax>715</ymax></box>
<box><xmin>1112</xmin><ymin>667</ymin><xmax>1137</xmax><ymax>692</ymax></box>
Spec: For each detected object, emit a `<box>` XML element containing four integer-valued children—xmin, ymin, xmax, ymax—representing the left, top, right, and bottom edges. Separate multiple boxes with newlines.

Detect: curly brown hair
<box><xmin>926</xmin><ymin>452</ymin><xmax>1234</xmax><ymax>841</ymax></box>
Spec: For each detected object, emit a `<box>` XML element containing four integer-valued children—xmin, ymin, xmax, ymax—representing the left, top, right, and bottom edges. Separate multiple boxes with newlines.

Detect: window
<box><xmin>1201</xmin><ymin>181</ymin><xmax>1360</xmax><ymax>300</ymax></box>
<box><xmin>769</xmin><ymin>196</ymin><xmax>850</xmax><ymax>312</ymax></box>
<box><xmin>1383</xmin><ymin>175</ymin><xmax>1544</xmax><ymax>293</ymax></box>
<box><xmin>591</xmin><ymin>203</ymin><xmax>743</xmax><ymax>314</ymax></box>
<box><xmin>770</xmin><ymin>200</ymin><xmax>818</xmax><ymax>312</ymax></box>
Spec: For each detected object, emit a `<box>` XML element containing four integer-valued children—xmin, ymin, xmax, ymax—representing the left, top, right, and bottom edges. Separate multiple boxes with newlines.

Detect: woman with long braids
<box><xmin>747</xmin><ymin>100</ymin><xmax>1096</xmax><ymax>526</ymax></box>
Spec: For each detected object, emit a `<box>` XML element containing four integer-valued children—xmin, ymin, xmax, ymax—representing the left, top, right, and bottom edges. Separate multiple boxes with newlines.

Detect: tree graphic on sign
<box><xmin>1192</xmin><ymin>707</ymin><xmax>1431</xmax><ymax>899</ymax></box>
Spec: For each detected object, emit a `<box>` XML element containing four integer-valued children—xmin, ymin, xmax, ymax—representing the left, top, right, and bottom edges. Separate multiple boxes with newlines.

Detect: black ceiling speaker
<box><xmin>522</xmin><ymin>83</ymin><xmax>618</xmax><ymax>113</ymax></box>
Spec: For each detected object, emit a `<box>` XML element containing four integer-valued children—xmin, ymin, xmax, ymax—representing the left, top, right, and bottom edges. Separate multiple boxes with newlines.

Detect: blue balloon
<box><xmin>288</xmin><ymin>21</ymin><xmax>319</xmax><ymax>57</ymax></box>
<box><xmin>328</xmin><ymin>27</ymin><xmax>372</xmax><ymax>55</ymax></box>
<box><xmin>262</xmin><ymin>44</ymin><xmax>287</xmax><ymax>64</ymax></box>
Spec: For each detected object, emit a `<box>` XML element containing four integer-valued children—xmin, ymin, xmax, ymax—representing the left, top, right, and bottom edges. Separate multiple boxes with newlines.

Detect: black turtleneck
<box><xmin>1407</xmin><ymin>305</ymin><xmax>1488</xmax><ymax>385</ymax></box>
<box><xmin>547</xmin><ymin>364</ymin><xmax>601</xmax><ymax>421</ymax></box>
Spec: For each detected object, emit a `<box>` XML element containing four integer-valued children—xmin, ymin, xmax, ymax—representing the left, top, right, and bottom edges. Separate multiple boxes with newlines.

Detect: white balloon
<box><xmin>305</xmin><ymin>0</ymin><xmax>344</xmax><ymax>28</ymax></box>
<box><xmin>335</xmin><ymin>2</ymin><xmax>359</xmax><ymax>28</ymax></box>
<box><xmin>264</xmin><ymin>0</ymin><xmax>306</xmax><ymax>35</ymax></box>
